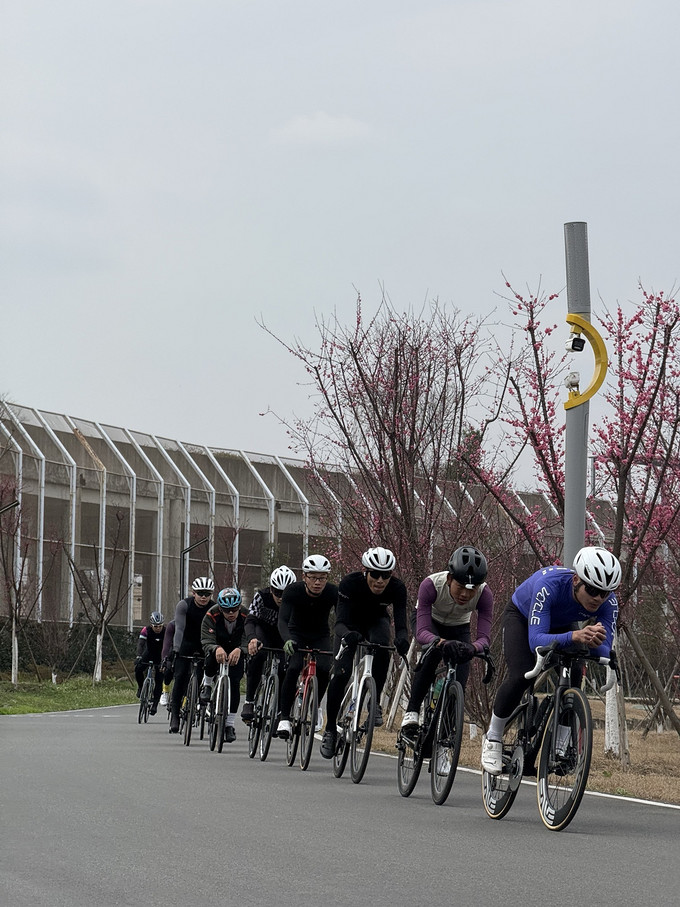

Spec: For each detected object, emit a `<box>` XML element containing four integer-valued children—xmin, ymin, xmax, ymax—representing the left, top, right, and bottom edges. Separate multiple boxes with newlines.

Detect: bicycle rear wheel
<box><xmin>299</xmin><ymin>676</ymin><xmax>318</xmax><ymax>771</ymax></box>
<box><xmin>481</xmin><ymin>703</ymin><xmax>528</xmax><ymax>820</ymax></box>
<box><xmin>217</xmin><ymin>679</ymin><xmax>229</xmax><ymax>754</ymax></box>
<box><xmin>183</xmin><ymin>674</ymin><xmax>198</xmax><ymax>746</ymax></box>
<box><xmin>333</xmin><ymin>712</ymin><xmax>350</xmax><ymax>778</ymax></box>
<box><xmin>430</xmin><ymin>681</ymin><xmax>464</xmax><ymax>805</ymax></box>
<box><xmin>247</xmin><ymin>680</ymin><xmax>265</xmax><ymax>759</ymax></box>
<box><xmin>349</xmin><ymin>675</ymin><xmax>377</xmax><ymax>784</ymax></box>
<box><xmin>138</xmin><ymin>677</ymin><xmax>151</xmax><ymax>724</ymax></box>
<box><xmin>397</xmin><ymin>727</ymin><xmax>425</xmax><ymax>797</ymax></box>
<box><xmin>537</xmin><ymin>687</ymin><xmax>592</xmax><ymax>831</ymax></box>
<box><xmin>259</xmin><ymin>675</ymin><xmax>279</xmax><ymax>762</ymax></box>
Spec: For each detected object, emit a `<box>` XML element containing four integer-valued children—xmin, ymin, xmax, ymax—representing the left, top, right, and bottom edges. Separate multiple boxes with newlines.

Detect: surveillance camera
<box><xmin>565</xmin><ymin>335</ymin><xmax>586</xmax><ymax>353</ymax></box>
<box><xmin>565</xmin><ymin>371</ymin><xmax>580</xmax><ymax>390</ymax></box>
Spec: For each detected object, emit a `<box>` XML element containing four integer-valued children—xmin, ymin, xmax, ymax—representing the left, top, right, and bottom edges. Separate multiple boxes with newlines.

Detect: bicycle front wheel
<box><xmin>481</xmin><ymin>704</ymin><xmax>527</xmax><ymax>820</ymax></box>
<box><xmin>247</xmin><ymin>681</ymin><xmax>265</xmax><ymax>759</ymax></box>
<box><xmin>537</xmin><ymin>687</ymin><xmax>592</xmax><ymax>831</ymax></box>
<box><xmin>349</xmin><ymin>675</ymin><xmax>377</xmax><ymax>784</ymax></box>
<box><xmin>397</xmin><ymin>727</ymin><xmax>425</xmax><ymax>797</ymax></box>
<box><xmin>217</xmin><ymin>679</ymin><xmax>229</xmax><ymax>754</ymax></box>
<box><xmin>259</xmin><ymin>675</ymin><xmax>279</xmax><ymax>762</ymax></box>
<box><xmin>138</xmin><ymin>677</ymin><xmax>151</xmax><ymax>724</ymax></box>
<box><xmin>430</xmin><ymin>681</ymin><xmax>464</xmax><ymax>805</ymax></box>
<box><xmin>183</xmin><ymin>674</ymin><xmax>198</xmax><ymax>747</ymax></box>
<box><xmin>299</xmin><ymin>676</ymin><xmax>318</xmax><ymax>771</ymax></box>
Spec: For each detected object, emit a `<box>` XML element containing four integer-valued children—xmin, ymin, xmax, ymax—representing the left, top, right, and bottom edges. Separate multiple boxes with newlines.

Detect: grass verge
<box><xmin>0</xmin><ymin>676</ymin><xmax>137</xmax><ymax>714</ymax></box>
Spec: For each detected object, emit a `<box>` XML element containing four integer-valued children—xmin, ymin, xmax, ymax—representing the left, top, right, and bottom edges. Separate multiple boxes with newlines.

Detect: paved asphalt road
<box><xmin>1</xmin><ymin>706</ymin><xmax>678</xmax><ymax>907</ymax></box>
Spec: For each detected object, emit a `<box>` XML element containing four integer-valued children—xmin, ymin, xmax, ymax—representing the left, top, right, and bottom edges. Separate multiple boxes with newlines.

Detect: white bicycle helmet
<box><xmin>302</xmin><ymin>554</ymin><xmax>331</xmax><ymax>574</ymax></box>
<box><xmin>191</xmin><ymin>576</ymin><xmax>214</xmax><ymax>594</ymax></box>
<box><xmin>573</xmin><ymin>546</ymin><xmax>621</xmax><ymax>592</ymax></box>
<box><xmin>361</xmin><ymin>546</ymin><xmax>396</xmax><ymax>572</ymax></box>
<box><xmin>270</xmin><ymin>565</ymin><xmax>297</xmax><ymax>591</ymax></box>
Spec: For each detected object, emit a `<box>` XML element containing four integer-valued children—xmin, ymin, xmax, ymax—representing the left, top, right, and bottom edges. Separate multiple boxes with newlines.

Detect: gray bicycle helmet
<box><xmin>149</xmin><ymin>611</ymin><xmax>164</xmax><ymax>626</ymax></box>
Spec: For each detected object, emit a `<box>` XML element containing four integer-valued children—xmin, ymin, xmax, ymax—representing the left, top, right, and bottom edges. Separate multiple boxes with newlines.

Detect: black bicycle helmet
<box><xmin>447</xmin><ymin>546</ymin><xmax>488</xmax><ymax>588</ymax></box>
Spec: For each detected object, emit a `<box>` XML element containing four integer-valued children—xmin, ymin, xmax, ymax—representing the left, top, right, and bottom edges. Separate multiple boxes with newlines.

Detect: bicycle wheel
<box><xmin>259</xmin><ymin>675</ymin><xmax>279</xmax><ymax>762</ymax></box>
<box><xmin>183</xmin><ymin>674</ymin><xmax>198</xmax><ymax>746</ymax></box>
<box><xmin>430</xmin><ymin>681</ymin><xmax>464</xmax><ymax>806</ymax></box>
<box><xmin>217</xmin><ymin>679</ymin><xmax>229</xmax><ymax>754</ymax></box>
<box><xmin>286</xmin><ymin>685</ymin><xmax>302</xmax><ymax>767</ymax></box>
<box><xmin>138</xmin><ymin>677</ymin><xmax>151</xmax><ymax>724</ymax></box>
<box><xmin>333</xmin><ymin>713</ymin><xmax>350</xmax><ymax>779</ymax></box>
<box><xmin>299</xmin><ymin>676</ymin><xmax>318</xmax><ymax>771</ymax></box>
<box><xmin>209</xmin><ymin>684</ymin><xmax>219</xmax><ymax>752</ymax></box>
<box><xmin>247</xmin><ymin>680</ymin><xmax>265</xmax><ymax>759</ymax></box>
<box><xmin>537</xmin><ymin>687</ymin><xmax>592</xmax><ymax>831</ymax></box>
<box><xmin>481</xmin><ymin>703</ymin><xmax>528</xmax><ymax>820</ymax></box>
<box><xmin>397</xmin><ymin>727</ymin><xmax>425</xmax><ymax>797</ymax></box>
<box><xmin>349</xmin><ymin>675</ymin><xmax>377</xmax><ymax>784</ymax></box>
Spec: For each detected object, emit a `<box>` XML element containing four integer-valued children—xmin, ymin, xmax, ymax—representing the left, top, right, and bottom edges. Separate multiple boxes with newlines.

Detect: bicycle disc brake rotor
<box><xmin>507</xmin><ymin>745</ymin><xmax>524</xmax><ymax>790</ymax></box>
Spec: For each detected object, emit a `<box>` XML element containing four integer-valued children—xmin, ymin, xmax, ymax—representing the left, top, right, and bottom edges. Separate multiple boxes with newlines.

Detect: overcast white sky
<box><xmin>2</xmin><ymin>1</ymin><xmax>679</xmax><ymax>456</ymax></box>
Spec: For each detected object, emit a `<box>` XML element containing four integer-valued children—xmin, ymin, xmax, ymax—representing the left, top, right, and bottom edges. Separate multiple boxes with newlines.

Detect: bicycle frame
<box><xmin>337</xmin><ymin>642</ymin><xmax>377</xmax><ymax>736</ymax></box>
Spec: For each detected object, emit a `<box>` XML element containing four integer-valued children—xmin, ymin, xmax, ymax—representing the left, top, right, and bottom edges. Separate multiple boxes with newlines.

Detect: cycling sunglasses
<box><xmin>194</xmin><ymin>591</ymin><xmax>212</xmax><ymax>597</ymax></box>
<box><xmin>368</xmin><ymin>569</ymin><xmax>392</xmax><ymax>580</ymax></box>
<box><xmin>581</xmin><ymin>582</ymin><xmax>610</xmax><ymax>599</ymax></box>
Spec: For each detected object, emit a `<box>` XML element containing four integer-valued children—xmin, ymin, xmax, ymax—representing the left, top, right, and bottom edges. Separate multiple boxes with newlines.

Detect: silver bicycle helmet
<box><xmin>149</xmin><ymin>611</ymin><xmax>164</xmax><ymax>626</ymax></box>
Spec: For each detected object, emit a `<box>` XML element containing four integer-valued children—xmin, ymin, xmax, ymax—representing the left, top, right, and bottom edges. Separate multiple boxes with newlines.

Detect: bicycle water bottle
<box><xmin>430</xmin><ymin>676</ymin><xmax>444</xmax><ymax>709</ymax></box>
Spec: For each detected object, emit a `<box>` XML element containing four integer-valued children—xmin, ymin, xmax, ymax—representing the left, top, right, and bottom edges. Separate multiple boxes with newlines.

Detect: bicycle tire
<box><xmin>299</xmin><ymin>675</ymin><xmax>318</xmax><ymax>771</ymax></box>
<box><xmin>217</xmin><ymin>677</ymin><xmax>229</xmax><ymax>754</ymax></box>
<box><xmin>430</xmin><ymin>680</ymin><xmax>464</xmax><ymax>805</ymax></box>
<box><xmin>397</xmin><ymin>728</ymin><xmax>425</xmax><ymax>797</ymax></box>
<box><xmin>183</xmin><ymin>673</ymin><xmax>198</xmax><ymax>746</ymax></box>
<box><xmin>209</xmin><ymin>684</ymin><xmax>219</xmax><ymax>751</ymax></box>
<box><xmin>259</xmin><ymin>675</ymin><xmax>278</xmax><ymax>762</ymax></box>
<box><xmin>481</xmin><ymin>701</ymin><xmax>529</xmax><ymax>820</ymax></box>
<box><xmin>536</xmin><ymin>687</ymin><xmax>592</xmax><ymax>831</ymax></box>
<box><xmin>247</xmin><ymin>680</ymin><xmax>266</xmax><ymax>759</ymax></box>
<box><xmin>286</xmin><ymin>682</ymin><xmax>302</xmax><ymax>767</ymax></box>
<box><xmin>138</xmin><ymin>676</ymin><xmax>151</xmax><ymax>724</ymax></box>
<box><xmin>333</xmin><ymin>712</ymin><xmax>349</xmax><ymax>778</ymax></box>
<box><xmin>349</xmin><ymin>675</ymin><xmax>377</xmax><ymax>784</ymax></box>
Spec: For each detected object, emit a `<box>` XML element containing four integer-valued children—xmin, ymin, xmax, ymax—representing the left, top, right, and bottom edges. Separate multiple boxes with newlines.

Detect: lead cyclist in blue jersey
<box><xmin>481</xmin><ymin>546</ymin><xmax>621</xmax><ymax>775</ymax></box>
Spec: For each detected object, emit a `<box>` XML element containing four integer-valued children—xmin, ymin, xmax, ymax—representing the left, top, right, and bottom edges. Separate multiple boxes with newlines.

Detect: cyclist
<box><xmin>321</xmin><ymin>546</ymin><xmax>409</xmax><ymax>758</ymax></box>
<box><xmin>134</xmin><ymin>611</ymin><xmax>166</xmax><ymax>714</ymax></box>
<box><xmin>276</xmin><ymin>554</ymin><xmax>338</xmax><ymax>740</ymax></box>
<box><xmin>241</xmin><ymin>565</ymin><xmax>297</xmax><ymax>723</ymax></box>
<box><xmin>169</xmin><ymin>576</ymin><xmax>215</xmax><ymax>734</ymax></box>
<box><xmin>480</xmin><ymin>545</ymin><xmax>621</xmax><ymax>775</ymax></box>
<box><xmin>201</xmin><ymin>587</ymin><xmax>249</xmax><ymax>743</ymax></box>
<box><xmin>159</xmin><ymin>618</ymin><xmax>175</xmax><ymax>707</ymax></box>
<box><xmin>400</xmin><ymin>546</ymin><xmax>493</xmax><ymax>733</ymax></box>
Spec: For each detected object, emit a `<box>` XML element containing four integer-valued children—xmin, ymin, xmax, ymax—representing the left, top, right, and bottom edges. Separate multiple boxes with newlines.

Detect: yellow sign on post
<box><xmin>564</xmin><ymin>313</ymin><xmax>608</xmax><ymax>410</ymax></box>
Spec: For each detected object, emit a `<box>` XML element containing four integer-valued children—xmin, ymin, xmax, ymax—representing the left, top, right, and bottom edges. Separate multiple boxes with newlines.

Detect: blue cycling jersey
<box><xmin>512</xmin><ymin>565</ymin><xmax>618</xmax><ymax>655</ymax></box>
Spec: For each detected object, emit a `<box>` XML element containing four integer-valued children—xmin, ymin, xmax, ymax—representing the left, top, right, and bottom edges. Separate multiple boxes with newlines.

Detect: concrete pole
<box><xmin>563</xmin><ymin>222</ymin><xmax>591</xmax><ymax>565</ymax></box>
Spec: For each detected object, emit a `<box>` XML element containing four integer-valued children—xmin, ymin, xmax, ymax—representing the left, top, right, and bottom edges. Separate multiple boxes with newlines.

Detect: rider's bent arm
<box><xmin>277</xmin><ymin>590</ymin><xmax>293</xmax><ymax>644</ymax></box>
<box><xmin>173</xmin><ymin>600</ymin><xmax>188</xmax><ymax>653</ymax></box>
<box><xmin>414</xmin><ymin>578</ymin><xmax>440</xmax><ymax>646</ymax></box>
<box><xmin>473</xmin><ymin>587</ymin><xmax>493</xmax><ymax>652</ymax></box>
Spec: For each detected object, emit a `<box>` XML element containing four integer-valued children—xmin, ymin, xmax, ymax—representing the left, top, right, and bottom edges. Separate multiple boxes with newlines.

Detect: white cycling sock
<box><xmin>227</xmin><ymin>713</ymin><xmax>236</xmax><ymax>727</ymax></box>
<box><xmin>487</xmin><ymin>712</ymin><xmax>506</xmax><ymax>742</ymax></box>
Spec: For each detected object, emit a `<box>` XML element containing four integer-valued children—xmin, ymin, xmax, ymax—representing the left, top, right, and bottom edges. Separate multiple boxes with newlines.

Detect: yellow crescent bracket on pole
<box><xmin>564</xmin><ymin>313</ymin><xmax>608</xmax><ymax>410</ymax></box>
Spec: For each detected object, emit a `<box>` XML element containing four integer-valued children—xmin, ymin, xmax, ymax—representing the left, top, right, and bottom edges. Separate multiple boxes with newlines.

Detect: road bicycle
<box><xmin>286</xmin><ymin>647</ymin><xmax>331</xmax><ymax>771</ymax></box>
<box><xmin>137</xmin><ymin>662</ymin><xmax>157</xmax><ymax>724</ymax></box>
<box><xmin>207</xmin><ymin>661</ymin><xmax>232</xmax><ymax>753</ymax></box>
<box><xmin>247</xmin><ymin>647</ymin><xmax>284</xmax><ymax>761</ymax></box>
<box><xmin>332</xmin><ymin>640</ymin><xmax>396</xmax><ymax>784</ymax></box>
<box><xmin>178</xmin><ymin>655</ymin><xmax>206</xmax><ymax>747</ymax></box>
<box><xmin>481</xmin><ymin>643</ymin><xmax>618</xmax><ymax>831</ymax></box>
<box><xmin>396</xmin><ymin>642</ymin><xmax>495</xmax><ymax>804</ymax></box>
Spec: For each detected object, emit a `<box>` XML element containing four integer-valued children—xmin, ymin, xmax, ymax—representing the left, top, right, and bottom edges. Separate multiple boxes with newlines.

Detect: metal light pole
<box><xmin>563</xmin><ymin>222</ymin><xmax>608</xmax><ymax>564</ymax></box>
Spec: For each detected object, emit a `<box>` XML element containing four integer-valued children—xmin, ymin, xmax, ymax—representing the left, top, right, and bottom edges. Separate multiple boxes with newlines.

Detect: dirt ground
<box><xmin>373</xmin><ymin>703</ymin><xmax>680</xmax><ymax>805</ymax></box>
